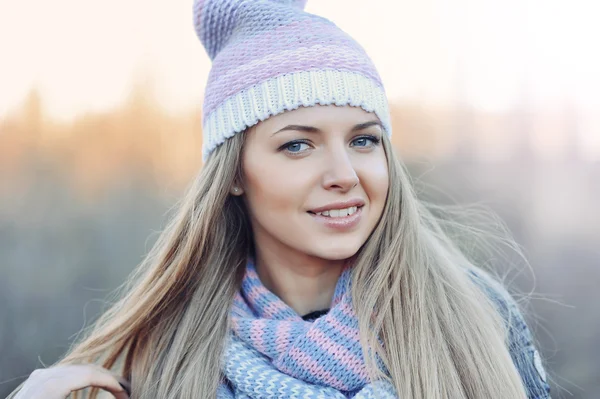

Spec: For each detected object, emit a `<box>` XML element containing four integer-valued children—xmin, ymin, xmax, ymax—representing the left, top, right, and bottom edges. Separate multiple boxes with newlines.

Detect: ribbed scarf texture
<box><xmin>218</xmin><ymin>258</ymin><xmax>397</xmax><ymax>398</ymax></box>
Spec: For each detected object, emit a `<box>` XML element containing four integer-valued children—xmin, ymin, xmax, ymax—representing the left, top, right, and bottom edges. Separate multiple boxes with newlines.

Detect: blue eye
<box><xmin>284</xmin><ymin>141</ymin><xmax>310</xmax><ymax>153</ymax></box>
<box><xmin>279</xmin><ymin>135</ymin><xmax>381</xmax><ymax>156</ymax></box>
<box><xmin>351</xmin><ymin>135</ymin><xmax>381</xmax><ymax>147</ymax></box>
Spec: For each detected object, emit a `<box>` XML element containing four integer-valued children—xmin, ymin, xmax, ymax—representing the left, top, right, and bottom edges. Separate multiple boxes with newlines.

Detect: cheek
<box><xmin>244</xmin><ymin>163</ymin><xmax>316</xmax><ymax>247</ymax></box>
<box><xmin>244</xmin><ymin>158</ymin><xmax>310</xmax><ymax>217</ymax></box>
<box><xmin>360</xmin><ymin>158</ymin><xmax>389</xmax><ymax>205</ymax></box>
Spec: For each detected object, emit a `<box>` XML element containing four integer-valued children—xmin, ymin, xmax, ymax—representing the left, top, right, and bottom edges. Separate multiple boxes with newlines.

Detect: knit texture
<box><xmin>218</xmin><ymin>257</ymin><xmax>397</xmax><ymax>398</ymax></box>
<box><xmin>193</xmin><ymin>0</ymin><xmax>392</xmax><ymax>161</ymax></box>
<box><xmin>217</xmin><ymin>259</ymin><xmax>553</xmax><ymax>398</ymax></box>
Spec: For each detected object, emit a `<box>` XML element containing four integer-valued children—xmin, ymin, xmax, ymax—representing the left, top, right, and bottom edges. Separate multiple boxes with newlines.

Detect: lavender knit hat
<box><xmin>193</xmin><ymin>0</ymin><xmax>392</xmax><ymax>161</ymax></box>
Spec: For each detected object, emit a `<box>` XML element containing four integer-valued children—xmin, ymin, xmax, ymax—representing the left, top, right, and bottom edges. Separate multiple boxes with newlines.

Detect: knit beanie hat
<box><xmin>193</xmin><ymin>0</ymin><xmax>392</xmax><ymax>161</ymax></box>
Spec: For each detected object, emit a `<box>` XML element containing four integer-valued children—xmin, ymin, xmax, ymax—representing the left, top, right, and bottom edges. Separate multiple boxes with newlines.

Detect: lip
<box><xmin>308</xmin><ymin>198</ymin><xmax>366</xmax><ymax>214</ymax></box>
<box><xmin>308</xmin><ymin>205</ymin><xmax>364</xmax><ymax>231</ymax></box>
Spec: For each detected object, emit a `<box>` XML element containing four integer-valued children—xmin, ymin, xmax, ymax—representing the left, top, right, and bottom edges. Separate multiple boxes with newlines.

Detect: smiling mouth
<box><xmin>307</xmin><ymin>205</ymin><xmax>364</xmax><ymax>218</ymax></box>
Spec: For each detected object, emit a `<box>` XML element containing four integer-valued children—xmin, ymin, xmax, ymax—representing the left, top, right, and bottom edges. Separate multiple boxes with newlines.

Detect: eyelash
<box><xmin>279</xmin><ymin>135</ymin><xmax>381</xmax><ymax>155</ymax></box>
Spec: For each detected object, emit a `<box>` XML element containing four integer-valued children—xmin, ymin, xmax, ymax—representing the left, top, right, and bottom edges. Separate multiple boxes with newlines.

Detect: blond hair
<box><xmin>9</xmin><ymin>130</ymin><xmax>533</xmax><ymax>398</ymax></box>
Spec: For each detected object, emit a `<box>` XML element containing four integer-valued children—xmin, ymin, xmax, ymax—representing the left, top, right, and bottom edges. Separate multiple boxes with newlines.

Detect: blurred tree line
<box><xmin>1</xmin><ymin>83</ymin><xmax>598</xmax><ymax>398</ymax></box>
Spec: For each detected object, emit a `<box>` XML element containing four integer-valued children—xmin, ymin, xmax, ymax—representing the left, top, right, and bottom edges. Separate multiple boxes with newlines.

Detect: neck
<box><xmin>253</xmin><ymin>250</ymin><xmax>345</xmax><ymax>316</ymax></box>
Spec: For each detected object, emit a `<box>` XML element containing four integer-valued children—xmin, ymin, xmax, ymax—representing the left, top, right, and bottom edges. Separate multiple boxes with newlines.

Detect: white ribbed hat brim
<box><xmin>202</xmin><ymin>69</ymin><xmax>392</xmax><ymax>161</ymax></box>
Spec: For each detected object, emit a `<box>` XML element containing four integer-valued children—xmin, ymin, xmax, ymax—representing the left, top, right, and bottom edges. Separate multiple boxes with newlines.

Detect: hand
<box><xmin>14</xmin><ymin>364</ymin><xmax>131</xmax><ymax>399</ymax></box>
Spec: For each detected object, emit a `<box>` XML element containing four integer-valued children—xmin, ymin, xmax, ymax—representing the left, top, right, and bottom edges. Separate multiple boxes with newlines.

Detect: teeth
<box><xmin>316</xmin><ymin>206</ymin><xmax>359</xmax><ymax>218</ymax></box>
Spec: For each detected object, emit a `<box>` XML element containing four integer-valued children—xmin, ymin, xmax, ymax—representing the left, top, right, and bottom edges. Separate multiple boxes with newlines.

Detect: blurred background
<box><xmin>1</xmin><ymin>0</ymin><xmax>598</xmax><ymax>397</ymax></box>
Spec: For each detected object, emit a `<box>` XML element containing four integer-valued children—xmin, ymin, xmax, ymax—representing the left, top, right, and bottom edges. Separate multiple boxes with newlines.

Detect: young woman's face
<box><xmin>237</xmin><ymin>104</ymin><xmax>389</xmax><ymax>260</ymax></box>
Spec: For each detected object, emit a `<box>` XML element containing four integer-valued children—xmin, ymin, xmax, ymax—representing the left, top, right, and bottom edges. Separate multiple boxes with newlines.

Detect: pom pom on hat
<box><xmin>194</xmin><ymin>0</ymin><xmax>392</xmax><ymax>161</ymax></box>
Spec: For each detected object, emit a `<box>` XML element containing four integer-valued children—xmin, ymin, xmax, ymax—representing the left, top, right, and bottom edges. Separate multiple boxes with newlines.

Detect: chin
<box><xmin>311</xmin><ymin>243</ymin><xmax>362</xmax><ymax>260</ymax></box>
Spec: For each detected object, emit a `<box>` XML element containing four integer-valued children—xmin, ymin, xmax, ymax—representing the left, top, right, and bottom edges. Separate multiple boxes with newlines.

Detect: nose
<box><xmin>321</xmin><ymin>145</ymin><xmax>359</xmax><ymax>192</ymax></box>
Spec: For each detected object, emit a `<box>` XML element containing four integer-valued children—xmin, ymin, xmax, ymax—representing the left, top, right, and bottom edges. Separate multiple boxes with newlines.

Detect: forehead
<box><xmin>253</xmin><ymin>104</ymin><xmax>380</xmax><ymax>134</ymax></box>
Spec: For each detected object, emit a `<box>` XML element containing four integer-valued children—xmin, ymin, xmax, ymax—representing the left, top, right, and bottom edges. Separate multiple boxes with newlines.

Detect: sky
<box><xmin>0</xmin><ymin>0</ymin><xmax>598</xmax><ymax>152</ymax></box>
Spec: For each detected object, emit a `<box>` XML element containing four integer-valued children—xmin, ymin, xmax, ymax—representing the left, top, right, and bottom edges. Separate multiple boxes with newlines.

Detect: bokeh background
<box><xmin>1</xmin><ymin>0</ymin><xmax>598</xmax><ymax>397</ymax></box>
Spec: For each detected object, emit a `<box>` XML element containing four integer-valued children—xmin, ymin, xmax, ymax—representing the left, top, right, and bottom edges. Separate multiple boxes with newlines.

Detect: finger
<box><xmin>68</xmin><ymin>376</ymin><xmax>130</xmax><ymax>399</ymax></box>
<box><xmin>112</xmin><ymin>387</ymin><xmax>130</xmax><ymax>399</ymax></box>
<box><xmin>118</xmin><ymin>381</ymin><xmax>132</xmax><ymax>396</ymax></box>
<box><xmin>85</xmin><ymin>369</ymin><xmax>130</xmax><ymax>399</ymax></box>
<box><xmin>64</xmin><ymin>366</ymin><xmax>130</xmax><ymax>398</ymax></box>
<box><xmin>18</xmin><ymin>365</ymin><xmax>130</xmax><ymax>399</ymax></box>
<box><xmin>100</xmin><ymin>367</ymin><xmax>131</xmax><ymax>396</ymax></box>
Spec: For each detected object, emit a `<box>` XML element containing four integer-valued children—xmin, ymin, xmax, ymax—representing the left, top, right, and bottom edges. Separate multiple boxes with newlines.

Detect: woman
<box><xmin>10</xmin><ymin>0</ymin><xmax>551</xmax><ymax>398</ymax></box>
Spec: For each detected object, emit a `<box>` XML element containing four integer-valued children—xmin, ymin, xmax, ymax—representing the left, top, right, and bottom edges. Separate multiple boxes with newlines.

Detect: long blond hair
<box><xmin>9</xmin><ymin>128</ymin><xmax>534</xmax><ymax>398</ymax></box>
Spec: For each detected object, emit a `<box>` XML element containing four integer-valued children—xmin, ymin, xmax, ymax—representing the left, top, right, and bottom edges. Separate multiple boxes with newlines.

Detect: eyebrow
<box><xmin>270</xmin><ymin>120</ymin><xmax>384</xmax><ymax>137</ymax></box>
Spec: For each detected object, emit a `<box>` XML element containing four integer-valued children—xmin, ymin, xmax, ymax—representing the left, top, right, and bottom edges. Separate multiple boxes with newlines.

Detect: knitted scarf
<box><xmin>217</xmin><ymin>258</ymin><xmax>397</xmax><ymax>398</ymax></box>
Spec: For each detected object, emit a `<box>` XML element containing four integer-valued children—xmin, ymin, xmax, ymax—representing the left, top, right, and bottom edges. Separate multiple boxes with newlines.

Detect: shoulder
<box><xmin>466</xmin><ymin>267</ymin><xmax>552</xmax><ymax>399</ymax></box>
<box><xmin>465</xmin><ymin>267</ymin><xmax>515</xmax><ymax>318</ymax></box>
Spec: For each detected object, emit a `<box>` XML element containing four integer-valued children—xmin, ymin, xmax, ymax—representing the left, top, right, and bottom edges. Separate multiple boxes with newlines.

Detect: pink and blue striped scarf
<box><xmin>218</xmin><ymin>258</ymin><xmax>397</xmax><ymax>398</ymax></box>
